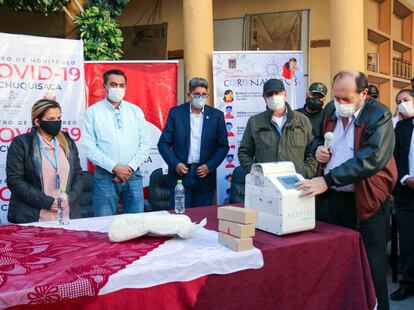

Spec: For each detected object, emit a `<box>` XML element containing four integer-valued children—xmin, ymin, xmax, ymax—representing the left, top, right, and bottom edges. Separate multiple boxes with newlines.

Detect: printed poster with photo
<box><xmin>213</xmin><ymin>51</ymin><xmax>305</xmax><ymax>204</ymax></box>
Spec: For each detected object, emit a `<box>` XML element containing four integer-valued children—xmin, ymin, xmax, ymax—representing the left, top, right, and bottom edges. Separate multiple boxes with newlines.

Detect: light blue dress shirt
<box><xmin>82</xmin><ymin>98</ymin><xmax>151</xmax><ymax>173</ymax></box>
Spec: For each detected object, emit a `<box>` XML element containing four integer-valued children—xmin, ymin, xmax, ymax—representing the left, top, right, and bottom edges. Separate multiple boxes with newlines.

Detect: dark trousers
<box><xmin>319</xmin><ymin>189</ymin><xmax>390</xmax><ymax>310</ymax></box>
<box><xmin>169</xmin><ymin>166</ymin><xmax>214</xmax><ymax>209</ymax></box>
<box><xmin>395</xmin><ymin>203</ymin><xmax>414</xmax><ymax>290</ymax></box>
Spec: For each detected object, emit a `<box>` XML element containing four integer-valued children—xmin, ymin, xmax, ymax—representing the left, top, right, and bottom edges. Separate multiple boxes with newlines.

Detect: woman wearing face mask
<box><xmin>393</xmin><ymin>89</ymin><xmax>414</xmax><ymax>128</ymax></box>
<box><xmin>6</xmin><ymin>99</ymin><xmax>82</xmax><ymax>223</ymax></box>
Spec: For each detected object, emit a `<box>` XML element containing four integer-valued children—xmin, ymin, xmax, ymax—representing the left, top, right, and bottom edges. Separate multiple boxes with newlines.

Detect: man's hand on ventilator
<box><xmin>295</xmin><ymin>177</ymin><xmax>328</xmax><ymax>197</ymax></box>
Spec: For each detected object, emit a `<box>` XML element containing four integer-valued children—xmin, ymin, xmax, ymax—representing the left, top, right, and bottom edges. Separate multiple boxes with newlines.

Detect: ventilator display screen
<box><xmin>277</xmin><ymin>175</ymin><xmax>300</xmax><ymax>190</ymax></box>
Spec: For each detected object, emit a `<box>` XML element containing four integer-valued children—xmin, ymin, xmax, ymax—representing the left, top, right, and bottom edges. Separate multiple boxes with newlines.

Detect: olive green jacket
<box><xmin>238</xmin><ymin>104</ymin><xmax>317</xmax><ymax>178</ymax></box>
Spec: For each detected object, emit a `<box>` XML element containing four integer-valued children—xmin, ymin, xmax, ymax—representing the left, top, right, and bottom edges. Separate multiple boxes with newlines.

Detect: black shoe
<box><xmin>390</xmin><ymin>287</ymin><xmax>414</xmax><ymax>301</ymax></box>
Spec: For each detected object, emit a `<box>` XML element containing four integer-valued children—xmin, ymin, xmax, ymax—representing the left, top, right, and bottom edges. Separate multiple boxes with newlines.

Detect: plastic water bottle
<box><xmin>174</xmin><ymin>180</ymin><xmax>185</xmax><ymax>214</ymax></box>
<box><xmin>57</xmin><ymin>189</ymin><xmax>70</xmax><ymax>225</ymax></box>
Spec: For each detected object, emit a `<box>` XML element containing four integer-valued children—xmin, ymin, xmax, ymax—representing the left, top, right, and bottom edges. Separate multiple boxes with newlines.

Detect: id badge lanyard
<box><xmin>39</xmin><ymin>137</ymin><xmax>60</xmax><ymax>190</ymax></box>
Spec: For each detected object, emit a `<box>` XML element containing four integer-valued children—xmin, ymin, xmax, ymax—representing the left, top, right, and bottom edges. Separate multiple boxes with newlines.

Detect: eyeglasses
<box><xmin>191</xmin><ymin>93</ymin><xmax>209</xmax><ymax>99</ymax></box>
<box><xmin>114</xmin><ymin>111</ymin><xmax>123</xmax><ymax>129</ymax></box>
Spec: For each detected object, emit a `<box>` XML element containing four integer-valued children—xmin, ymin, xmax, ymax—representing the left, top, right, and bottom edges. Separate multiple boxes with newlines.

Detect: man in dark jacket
<box><xmin>296</xmin><ymin>82</ymin><xmax>327</xmax><ymax>137</ymax></box>
<box><xmin>238</xmin><ymin>78</ymin><xmax>317</xmax><ymax>178</ymax></box>
<box><xmin>296</xmin><ymin>71</ymin><xmax>397</xmax><ymax>310</ymax></box>
<box><xmin>158</xmin><ymin>77</ymin><xmax>229</xmax><ymax>208</ymax></box>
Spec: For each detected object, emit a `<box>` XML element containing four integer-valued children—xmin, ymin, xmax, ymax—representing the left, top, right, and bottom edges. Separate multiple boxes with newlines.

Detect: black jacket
<box><xmin>296</xmin><ymin>105</ymin><xmax>324</xmax><ymax>137</ymax></box>
<box><xmin>310</xmin><ymin>98</ymin><xmax>397</xmax><ymax>220</ymax></box>
<box><xmin>393</xmin><ymin>117</ymin><xmax>414</xmax><ymax>206</ymax></box>
<box><xmin>311</xmin><ymin>98</ymin><xmax>395</xmax><ymax>186</ymax></box>
<box><xmin>6</xmin><ymin>128</ymin><xmax>83</xmax><ymax>223</ymax></box>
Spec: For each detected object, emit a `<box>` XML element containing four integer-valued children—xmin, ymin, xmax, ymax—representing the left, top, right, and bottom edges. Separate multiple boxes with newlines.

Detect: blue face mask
<box><xmin>192</xmin><ymin>97</ymin><xmax>206</xmax><ymax>109</ymax></box>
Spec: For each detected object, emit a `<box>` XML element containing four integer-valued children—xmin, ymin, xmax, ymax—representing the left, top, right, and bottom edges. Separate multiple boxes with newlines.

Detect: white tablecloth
<box><xmin>26</xmin><ymin>212</ymin><xmax>264</xmax><ymax>295</ymax></box>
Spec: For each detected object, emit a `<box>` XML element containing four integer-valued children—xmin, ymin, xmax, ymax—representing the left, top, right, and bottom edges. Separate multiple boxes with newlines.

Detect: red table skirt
<box><xmin>9</xmin><ymin>277</ymin><xmax>208</xmax><ymax>310</ymax></box>
<box><xmin>7</xmin><ymin>206</ymin><xmax>376</xmax><ymax>310</ymax></box>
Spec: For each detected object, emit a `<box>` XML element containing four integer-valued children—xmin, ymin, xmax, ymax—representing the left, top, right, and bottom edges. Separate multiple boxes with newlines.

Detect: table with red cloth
<box><xmin>0</xmin><ymin>206</ymin><xmax>376</xmax><ymax>310</ymax></box>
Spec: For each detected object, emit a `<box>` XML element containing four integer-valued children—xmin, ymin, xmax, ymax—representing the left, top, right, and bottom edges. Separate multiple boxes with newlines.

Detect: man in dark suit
<box><xmin>392</xmin><ymin>99</ymin><xmax>414</xmax><ymax>301</ymax></box>
<box><xmin>158</xmin><ymin>77</ymin><xmax>229</xmax><ymax>208</ymax></box>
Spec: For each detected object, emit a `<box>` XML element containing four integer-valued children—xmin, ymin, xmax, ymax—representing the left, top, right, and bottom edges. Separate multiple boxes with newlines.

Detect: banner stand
<box><xmin>212</xmin><ymin>51</ymin><xmax>305</xmax><ymax>204</ymax></box>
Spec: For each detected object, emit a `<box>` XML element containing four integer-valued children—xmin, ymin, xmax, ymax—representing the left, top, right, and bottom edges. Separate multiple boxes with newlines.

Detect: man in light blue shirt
<box><xmin>82</xmin><ymin>69</ymin><xmax>150</xmax><ymax>216</ymax></box>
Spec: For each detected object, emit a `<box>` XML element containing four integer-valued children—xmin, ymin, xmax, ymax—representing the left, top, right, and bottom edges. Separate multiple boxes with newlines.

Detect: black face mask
<box><xmin>40</xmin><ymin>120</ymin><xmax>62</xmax><ymax>137</ymax></box>
<box><xmin>306</xmin><ymin>97</ymin><xmax>323</xmax><ymax>111</ymax></box>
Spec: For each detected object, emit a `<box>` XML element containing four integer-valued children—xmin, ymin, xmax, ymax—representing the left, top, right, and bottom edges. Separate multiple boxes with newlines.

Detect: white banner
<box><xmin>0</xmin><ymin>33</ymin><xmax>86</xmax><ymax>223</ymax></box>
<box><xmin>213</xmin><ymin>51</ymin><xmax>305</xmax><ymax>204</ymax></box>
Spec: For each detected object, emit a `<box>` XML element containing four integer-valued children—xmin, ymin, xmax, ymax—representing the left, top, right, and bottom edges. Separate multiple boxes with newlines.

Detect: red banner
<box><xmin>84</xmin><ymin>61</ymin><xmax>178</xmax><ymax>189</ymax></box>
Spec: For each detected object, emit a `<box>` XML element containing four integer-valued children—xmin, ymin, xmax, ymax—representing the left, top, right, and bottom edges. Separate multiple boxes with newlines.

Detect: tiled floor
<box><xmin>388</xmin><ymin>269</ymin><xmax>414</xmax><ymax>310</ymax></box>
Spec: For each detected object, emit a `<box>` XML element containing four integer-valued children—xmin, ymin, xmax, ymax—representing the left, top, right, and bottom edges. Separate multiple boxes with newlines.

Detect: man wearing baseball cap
<box><xmin>296</xmin><ymin>82</ymin><xmax>328</xmax><ymax>137</ymax></box>
<box><xmin>238</xmin><ymin>78</ymin><xmax>317</xmax><ymax>178</ymax></box>
<box><xmin>367</xmin><ymin>84</ymin><xmax>380</xmax><ymax>100</ymax></box>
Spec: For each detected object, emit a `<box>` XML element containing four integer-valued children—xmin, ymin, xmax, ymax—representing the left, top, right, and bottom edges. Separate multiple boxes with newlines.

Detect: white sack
<box><xmin>108</xmin><ymin>213</ymin><xmax>207</xmax><ymax>242</ymax></box>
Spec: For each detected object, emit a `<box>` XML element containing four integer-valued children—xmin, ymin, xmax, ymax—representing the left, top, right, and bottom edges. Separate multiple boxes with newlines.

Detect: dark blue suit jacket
<box><xmin>157</xmin><ymin>103</ymin><xmax>229</xmax><ymax>191</ymax></box>
<box><xmin>393</xmin><ymin>117</ymin><xmax>414</xmax><ymax>206</ymax></box>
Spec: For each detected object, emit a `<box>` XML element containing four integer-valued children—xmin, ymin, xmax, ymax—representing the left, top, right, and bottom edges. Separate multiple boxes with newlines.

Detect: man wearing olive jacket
<box><xmin>238</xmin><ymin>78</ymin><xmax>317</xmax><ymax>178</ymax></box>
<box><xmin>296</xmin><ymin>71</ymin><xmax>397</xmax><ymax>310</ymax></box>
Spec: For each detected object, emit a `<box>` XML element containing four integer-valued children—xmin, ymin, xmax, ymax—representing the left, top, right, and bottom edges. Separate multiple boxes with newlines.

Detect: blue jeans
<box><xmin>169</xmin><ymin>167</ymin><xmax>214</xmax><ymax>209</ymax></box>
<box><xmin>92</xmin><ymin>167</ymin><xmax>144</xmax><ymax>217</ymax></box>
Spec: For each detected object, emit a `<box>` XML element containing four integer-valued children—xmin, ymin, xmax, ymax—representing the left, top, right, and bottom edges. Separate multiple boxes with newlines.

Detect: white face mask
<box><xmin>107</xmin><ymin>87</ymin><xmax>125</xmax><ymax>103</ymax></box>
<box><xmin>192</xmin><ymin>97</ymin><xmax>206</xmax><ymax>109</ymax></box>
<box><xmin>398</xmin><ymin>101</ymin><xmax>414</xmax><ymax>117</ymax></box>
<box><xmin>334</xmin><ymin>99</ymin><xmax>355</xmax><ymax>118</ymax></box>
<box><xmin>266</xmin><ymin>95</ymin><xmax>285</xmax><ymax>111</ymax></box>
